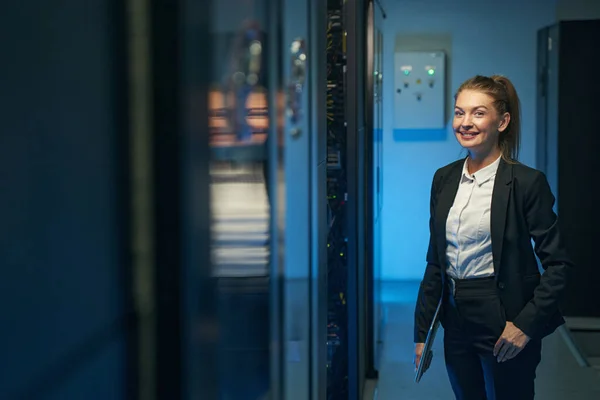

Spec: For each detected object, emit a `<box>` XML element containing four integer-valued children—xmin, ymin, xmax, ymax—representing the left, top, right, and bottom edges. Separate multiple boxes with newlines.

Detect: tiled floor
<box><xmin>375</xmin><ymin>281</ymin><xmax>600</xmax><ymax>400</ymax></box>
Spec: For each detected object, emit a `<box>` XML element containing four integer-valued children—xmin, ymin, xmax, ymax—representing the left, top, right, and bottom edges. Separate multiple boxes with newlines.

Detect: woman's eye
<box><xmin>454</xmin><ymin>111</ymin><xmax>463</xmax><ymax>116</ymax></box>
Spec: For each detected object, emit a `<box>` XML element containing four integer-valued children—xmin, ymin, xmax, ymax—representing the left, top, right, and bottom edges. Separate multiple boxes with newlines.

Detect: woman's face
<box><xmin>453</xmin><ymin>89</ymin><xmax>509</xmax><ymax>157</ymax></box>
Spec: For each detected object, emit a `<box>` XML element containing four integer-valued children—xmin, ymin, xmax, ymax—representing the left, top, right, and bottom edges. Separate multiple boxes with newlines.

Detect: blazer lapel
<box><xmin>491</xmin><ymin>159</ymin><xmax>513</xmax><ymax>276</ymax></box>
<box><xmin>435</xmin><ymin>161</ymin><xmax>463</xmax><ymax>270</ymax></box>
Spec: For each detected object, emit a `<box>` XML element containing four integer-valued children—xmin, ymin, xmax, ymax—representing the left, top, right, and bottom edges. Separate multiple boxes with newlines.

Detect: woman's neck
<box><xmin>467</xmin><ymin>148</ymin><xmax>501</xmax><ymax>174</ymax></box>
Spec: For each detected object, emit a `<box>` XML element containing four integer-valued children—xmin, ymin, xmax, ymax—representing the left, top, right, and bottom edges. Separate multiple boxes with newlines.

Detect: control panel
<box><xmin>393</xmin><ymin>51</ymin><xmax>446</xmax><ymax>130</ymax></box>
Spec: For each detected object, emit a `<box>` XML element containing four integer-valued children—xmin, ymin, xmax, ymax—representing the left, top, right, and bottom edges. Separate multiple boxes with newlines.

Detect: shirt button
<box><xmin>498</xmin><ymin>282</ymin><xmax>505</xmax><ymax>290</ymax></box>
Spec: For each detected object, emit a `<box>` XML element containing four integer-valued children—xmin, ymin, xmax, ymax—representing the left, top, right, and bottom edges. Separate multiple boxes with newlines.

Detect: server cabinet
<box><xmin>325</xmin><ymin>2</ymin><xmax>351</xmax><ymax>397</ymax></box>
<box><xmin>206</xmin><ymin>0</ymin><xmax>328</xmax><ymax>397</ymax></box>
<box><xmin>326</xmin><ymin>0</ymin><xmax>371</xmax><ymax>398</ymax></box>
<box><xmin>537</xmin><ymin>19</ymin><xmax>600</xmax><ymax>318</ymax></box>
<box><xmin>365</xmin><ymin>0</ymin><xmax>385</xmax><ymax>380</ymax></box>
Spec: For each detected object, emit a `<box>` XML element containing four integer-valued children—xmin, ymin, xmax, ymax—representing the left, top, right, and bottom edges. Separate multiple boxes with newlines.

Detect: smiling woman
<box><xmin>413</xmin><ymin>75</ymin><xmax>574</xmax><ymax>399</ymax></box>
<box><xmin>452</xmin><ymin>75</ymin><xmax>522</xmax><ymax>172</ymax></box>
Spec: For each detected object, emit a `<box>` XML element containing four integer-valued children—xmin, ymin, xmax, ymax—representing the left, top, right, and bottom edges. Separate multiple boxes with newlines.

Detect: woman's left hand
<box><xmin>493</xmin><ymin>322</ymin><xmax>531</xmax><ymax>363</ymax></box>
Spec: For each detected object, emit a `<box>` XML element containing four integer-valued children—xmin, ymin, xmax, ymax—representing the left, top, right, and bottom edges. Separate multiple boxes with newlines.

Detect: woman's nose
<box><xmin>461</xmin><ymin>119</ymin><xmax>473</xmax><ymax>129</ymax></box>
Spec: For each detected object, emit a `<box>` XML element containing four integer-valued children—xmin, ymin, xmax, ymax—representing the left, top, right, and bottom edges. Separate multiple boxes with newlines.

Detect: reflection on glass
<box><xmin>372</xmin><ymin>26</ymin><xmax>384</xmax><ymax>369</ymax></box>
<box><xmin>209</xmin><ymin>1</ymin><xmax>271</xmax><ymax>398</ymax></box>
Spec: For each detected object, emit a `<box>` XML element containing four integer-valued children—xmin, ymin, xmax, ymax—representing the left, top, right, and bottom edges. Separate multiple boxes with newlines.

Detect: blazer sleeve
<box><xmin>512</xmin><ymin>171</ymin><xmax>574</xmax><ymax>338</ymax></box>
<box><xmin>414</xmin><ymin>171</ymin><xmax>444</xmax><ymax>343</ymax></box>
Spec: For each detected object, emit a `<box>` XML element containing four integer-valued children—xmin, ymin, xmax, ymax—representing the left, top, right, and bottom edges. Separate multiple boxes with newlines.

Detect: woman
<box><xmin>413</xmin><ymin>75</ymin><xmax>573</xmax><ymax>399</ymax></box>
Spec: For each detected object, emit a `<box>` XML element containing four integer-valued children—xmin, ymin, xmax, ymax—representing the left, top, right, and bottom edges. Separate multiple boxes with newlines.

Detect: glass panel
<box><xmin>372</xmin><ymin>25</ymin><xmax>384</xmax><ymax>370</ymax></box>
<box><xmin>208</xmin><ymin>1</ymin><xmax>272</xmax><ymax>398</ymax></box>
<box><xmin>280</xmin><ymin>0</ymin><xmax>326</xmax><ymax>399</ymax></box>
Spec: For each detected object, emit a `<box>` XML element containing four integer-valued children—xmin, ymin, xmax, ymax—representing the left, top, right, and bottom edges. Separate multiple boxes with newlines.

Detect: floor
<box><xmin>374</xmin><ymin>281</ymin><xmax>600</xmax><ymax>400</ymax></box>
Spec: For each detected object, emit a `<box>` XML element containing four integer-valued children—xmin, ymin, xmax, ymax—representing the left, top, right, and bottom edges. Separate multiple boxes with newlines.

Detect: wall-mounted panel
<box><xmin>393</xmin><ymin>51</ymin><xmax>446</xmax><ymax>130</ymax></box>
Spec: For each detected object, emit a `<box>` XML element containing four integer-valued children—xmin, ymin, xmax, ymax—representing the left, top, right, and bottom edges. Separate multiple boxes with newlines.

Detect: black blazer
<box><xmin>414</xmin><ymin>158</ymin><xmax>574</xmax><ymax>343</ymax></box>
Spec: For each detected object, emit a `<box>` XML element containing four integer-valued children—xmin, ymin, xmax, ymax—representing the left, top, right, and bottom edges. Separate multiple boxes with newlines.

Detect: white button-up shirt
<box><xmin>445</xmin><ymin>156</ymin><xmax>501</xmax><ymax>279</ymax></box>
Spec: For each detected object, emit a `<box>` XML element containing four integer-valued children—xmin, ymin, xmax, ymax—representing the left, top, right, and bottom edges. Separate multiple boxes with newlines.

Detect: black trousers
<box><xmin>442</xmin><ymin>277</ymin><xmax>542</xmax><ymax>400</ymax></box>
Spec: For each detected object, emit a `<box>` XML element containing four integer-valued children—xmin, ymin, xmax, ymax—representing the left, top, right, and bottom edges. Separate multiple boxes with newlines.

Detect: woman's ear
<box><xmin>498</xmin><ymin>112</ymin><xmax>511</xmax><ymax>133</ymax></box>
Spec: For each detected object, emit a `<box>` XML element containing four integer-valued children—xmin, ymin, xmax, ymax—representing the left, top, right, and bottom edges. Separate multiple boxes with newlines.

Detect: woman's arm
<box><xmin>512</xmin><ymin>171</ymin><xmax>574</xmax><ymax>338</ymax></box>
<box><xmin>414</xmin><ymin>172</ymin><xmax>444</xmax><ymax>343</ymax></box>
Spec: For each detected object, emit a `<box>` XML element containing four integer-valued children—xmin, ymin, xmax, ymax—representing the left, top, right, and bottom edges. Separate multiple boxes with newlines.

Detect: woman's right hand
<box><xmin>414</xmin><ymin>343</ymin><xmax>425</xmax><ymax>371</ymax></box>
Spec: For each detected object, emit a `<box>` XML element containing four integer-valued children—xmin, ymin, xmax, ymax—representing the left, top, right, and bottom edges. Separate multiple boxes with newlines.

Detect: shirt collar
<box><xmin>461</xmin><ymin>155</ymin><xmax>501</xmax><ymax>186</ymax></box>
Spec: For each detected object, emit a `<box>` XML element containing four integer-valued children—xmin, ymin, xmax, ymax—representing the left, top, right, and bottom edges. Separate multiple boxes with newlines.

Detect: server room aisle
<box><xmin>375</xmin><ymin>282</ymin><xmax>600</xmax><ymax>400</ymax></box>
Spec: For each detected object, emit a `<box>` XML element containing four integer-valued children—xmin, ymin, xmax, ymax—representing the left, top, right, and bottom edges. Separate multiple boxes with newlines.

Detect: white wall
<box><xmin>380</xmin><ymin>0</ymin><xmax>557</xmax><ymax>280</ymax></box>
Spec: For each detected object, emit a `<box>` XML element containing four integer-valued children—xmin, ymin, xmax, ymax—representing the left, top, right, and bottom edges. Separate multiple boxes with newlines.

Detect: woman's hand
<box><xmin>493</xmin><ymin>322</ymin><xmax>531</xmax><ymax>362</ymax></box>
<box><xmin>413</xmin><ymin>343</ymin><xmax>425</xmax><ymax>371</ymax></box>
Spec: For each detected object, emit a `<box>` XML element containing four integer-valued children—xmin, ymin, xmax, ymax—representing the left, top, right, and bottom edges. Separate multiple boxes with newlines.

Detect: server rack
<box><xmin>345</xmin><ymin>1</ymin><xmax>369</xmax><ymax>397</ymax></box>
<box><xmin>536</xmin><ymin>19</ymin><xmax>600</xmax><ymax>318</ymax></box>
<box><xmin>326</xmin><ymin>2</ymin><xmax>350</xmax><ymax>397</ymax></box>
<box><xmin>326</xmin><ymin>0</ymin><xmax>370</xmax><ymax>398</ymax></box>
<box><xmin>365</xmin><ymin>0</ymin><xmax>385</xmax><ymax>378</ymax></box>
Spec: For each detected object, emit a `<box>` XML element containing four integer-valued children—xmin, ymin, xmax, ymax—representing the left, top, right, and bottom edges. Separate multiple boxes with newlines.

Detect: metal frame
<box><xmin>276</xmin><ymin>0</ymin><xmax>328</xmax><ymax>397</ymax></box>
<box><xmin>127</xmin><ymin>0</ymin><xmax>152</xmax><ymax>398</ymax></box>
<box><xmin>345</xmin><ymin>0</ymin><xmax>369</xmax><ymax>397</ymax></box>
<box><xmin>149</xmin><ymin>0</ymin><xmax>217</xmax><ymax>398</ymax></box>
<box><xmin>149</xmin><ymin>1</ymin><xmax>184</xmax><ymax>396</ymax></box>
<box><xmin>281</xmin><ymin>0</ymin><xmax>315</xmax><ymax>398</ymax></box>
<box><xmin>267</xmin><ymin>0</ymin><xmax>285</xmax><ymax>398</ymax></box>
<box><xmin>309</xmin><ymin>0</ymin><xmax>329</xmax><ymax>397</ymax></box>
<box><xmin>114</xmin><ymin>0</ymin><xmax>138</xmax><ymax>390</ymax></box>
<box><xmin>373</xmin><ymin>14</ymin><xmax>385</xmax><ymax>374</ymax></box>
<box><xmin>180</xmin><ymin>0</ymin><xmax>219</xmax><ymax>397</ymax></box>
<box><xmin>281</xmin><ymin>3</ymin><xmax>311</xmax><ymax>397</ymax></box>
<box><xmin>364</xmin><ymin>0</ymin><xmax>378</xmax><ymax>380</ymax></box>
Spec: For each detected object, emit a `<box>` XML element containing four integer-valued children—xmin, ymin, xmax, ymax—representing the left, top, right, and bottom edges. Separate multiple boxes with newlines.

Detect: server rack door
<box><xmin>325</xmin><ymin>2</ymin><xmax>351</xmax><ymax>398</ymax></box>
<box><xmin>346</xmin><ymin>0</ymin><xmax>368</xmax><ymax>397</ymax></box>
<box><xmin>205</xmin><ymin>0</ymin><xmax>282</xmax><ymax>399</ymax></box>
<box><xmin>325</xmin><ymin>0</ymin><xmax>370</xmax><ymax>397</ymax></box>
<box><xmin>148</xmin><ymin>0</ymin><xmax>329</xmax><ymax>397</ymax></box>
<box><xmin>364</xmin><ymin>0</ymin><xmax>377</xmax><ymax>380</ymax></box>
<box><xmin>149</xmin><ymin>0</ymin><xmax>219</xmax><ymax>398</ymax></box>
<box><xmin>279</xmin><ymin>0</ymin><xmax>328</xmax><ymax>397</ymax></box>
<box><xmin>365</xmin><ymin>0</ymin><xmax>386</xmax><ymax>380</ymax></box>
